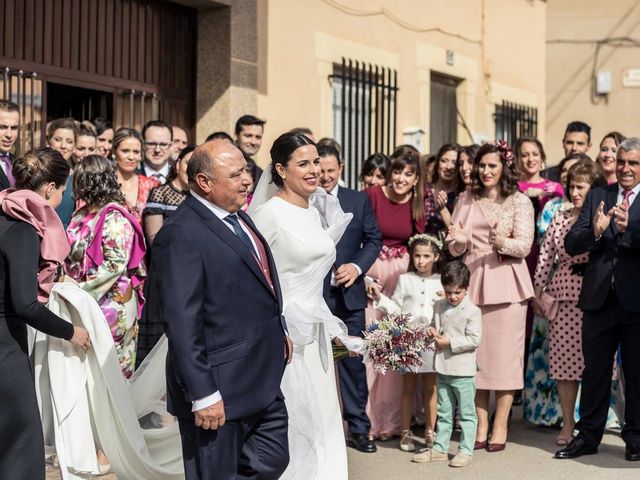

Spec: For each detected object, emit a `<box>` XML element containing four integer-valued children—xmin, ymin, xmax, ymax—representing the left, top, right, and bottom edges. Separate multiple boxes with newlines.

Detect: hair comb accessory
<box><xmin>490</xmin><ymin>139</ymin><xmax>515</xmax><ymax>167</ymax></box>
<box><xmin>408</xmin><ymin>233</ymin><xmax>443</xmax><ymax>250</ymax></box>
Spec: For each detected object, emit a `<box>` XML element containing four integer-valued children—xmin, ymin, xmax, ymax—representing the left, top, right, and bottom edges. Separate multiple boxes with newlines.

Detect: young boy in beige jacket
<box><xmin>412</xmin><ymin>260</ymin><xmax>482</xmax><ymax>468</ymax></box>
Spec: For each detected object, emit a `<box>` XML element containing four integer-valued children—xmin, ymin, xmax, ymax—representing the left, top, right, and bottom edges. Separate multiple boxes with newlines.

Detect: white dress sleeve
<box><xmin>374</xmin><ymin>275</ymin><xmax>405</xmax><ymax>315</ymax></box>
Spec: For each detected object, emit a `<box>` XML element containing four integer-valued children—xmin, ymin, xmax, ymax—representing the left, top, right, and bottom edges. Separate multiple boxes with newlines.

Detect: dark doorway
<box><xmin>47</xmin><ymin>83</ymin><xmax>113</xmax><ymax>122</ymax></box>
<box><xmin>429</xmin><ymin>72</ymin><xmax>460</xmax><ymax>154</ymax></box>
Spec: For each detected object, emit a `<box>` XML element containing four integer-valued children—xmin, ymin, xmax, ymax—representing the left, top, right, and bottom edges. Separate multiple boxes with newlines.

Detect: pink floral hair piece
<box><xmin>490</xmin><ymin>139</ymin><xmax>515</xmax><ymax>167</ymax></box>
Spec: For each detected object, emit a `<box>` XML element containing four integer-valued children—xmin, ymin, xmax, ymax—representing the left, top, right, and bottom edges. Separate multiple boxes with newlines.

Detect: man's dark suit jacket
<box><xmin>565</xmin><ymin>183</ymin><xmax>640</xmax><ymax>312</ymax></box>
<box><xmin>151</xmin><ymin>195</ymin><xmax>287</xmax><ymax>421</ymax></box>
<box><xmin>0</xmin><ymin>153</ymin><xmax>14</xmax><ymax>191</ymax></box>
<box><xmin>323</xmin><ymin>186</ymin><xmax>382</xmax><ymax>311</ymax></box>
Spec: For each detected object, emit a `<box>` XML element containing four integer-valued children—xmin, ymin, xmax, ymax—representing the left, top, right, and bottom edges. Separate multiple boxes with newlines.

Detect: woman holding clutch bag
<box><xmin>532</xmin><ymin>158</ymin><xmax>605</xmax><ymax>446</ymax></box>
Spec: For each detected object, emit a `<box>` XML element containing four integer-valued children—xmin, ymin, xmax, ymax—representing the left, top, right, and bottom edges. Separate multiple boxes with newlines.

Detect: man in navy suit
<box><xmin>0</xmin><ymin>100</ymin><xmax>19</xmax><ymax>192</ymax></box>
<box><xmin>557</xmin><ymin>137</ymin><xmax>640</xmax><ymax>461</ymax></box>
<box><xmin>151</xmin><ymin>140</ymin><xmax>291</xmax><ymax>479</ymax></box>
<box><xmin>318</xmin><ymin>140</ymin><xmax>382</xmax><ymax>453</ymax></box>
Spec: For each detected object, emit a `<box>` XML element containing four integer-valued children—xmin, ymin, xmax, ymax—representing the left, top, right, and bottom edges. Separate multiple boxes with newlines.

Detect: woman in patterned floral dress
<box><xmin>65</xmin><ymin>156</ymin><xmax>147</xmax><ymax>379</ymax></box>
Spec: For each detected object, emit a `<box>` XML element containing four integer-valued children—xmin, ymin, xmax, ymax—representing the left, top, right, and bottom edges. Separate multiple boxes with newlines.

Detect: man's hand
<box><xmin>194</xmin><ymin>400</ymin><xmax>225</xmax><ymax>430</ymax></box>
<box><xmin>284</xmin><ymin>336</ymin><xmax>293</xmax><ymax>364</ymax></box>
<box><xmin>593</xmin><ymin>200</ymin><xmax>615</xmax><ymax>238</ymax></box>
<box><xmin>613</xmin><ymin>202</ymin><xmax>629</xmax><ymax>234</ymax></box>
<box><xmin>335</xmin><ymin>263</ymin><xmax>359</xmax><ymax>288</ymax></box>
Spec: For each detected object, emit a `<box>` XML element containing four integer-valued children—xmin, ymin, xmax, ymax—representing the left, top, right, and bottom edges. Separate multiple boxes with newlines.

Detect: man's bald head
<box><xmin>187</xmin><ymin>139</ymin><xmax>252</xmax><ymax>212</ymax></box>
<box><xmin>187</xmin><ymin>139</ymin><xmax>244</xmax><ymax>186</ymax></box>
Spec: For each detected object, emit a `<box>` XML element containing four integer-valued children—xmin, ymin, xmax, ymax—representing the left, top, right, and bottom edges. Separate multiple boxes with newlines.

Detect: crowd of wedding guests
<box><xmin>1</xmin><ymin>91</ymin><xmax>640</xmax><ymax>477</ymax></box>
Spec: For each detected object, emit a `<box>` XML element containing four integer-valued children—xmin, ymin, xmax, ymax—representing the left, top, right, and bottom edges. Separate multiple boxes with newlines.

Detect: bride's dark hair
<box><xmin>270</xmin><ymin>132</ymin><xmax>317</xmax><ymax>187</ymax></box>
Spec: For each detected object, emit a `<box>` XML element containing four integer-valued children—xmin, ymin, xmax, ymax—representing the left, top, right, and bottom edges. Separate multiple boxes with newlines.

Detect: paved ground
<box><xmin>46</xmin><ymin>409</ymin><xmax>639</xmax><ymax>479</ymax></box>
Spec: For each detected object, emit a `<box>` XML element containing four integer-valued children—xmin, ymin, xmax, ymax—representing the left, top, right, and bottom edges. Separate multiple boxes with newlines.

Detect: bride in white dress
<box><xmin>249</xmin><ymin>132</ymin><xmax>364</xmax><ymax>480</ymax></box>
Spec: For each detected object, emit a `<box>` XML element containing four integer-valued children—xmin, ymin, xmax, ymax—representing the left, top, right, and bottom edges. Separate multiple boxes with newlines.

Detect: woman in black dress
<box><xmin>0</xmin><ymin>147</ymin><xmax>91</xmax><ymax>479</ymax></box>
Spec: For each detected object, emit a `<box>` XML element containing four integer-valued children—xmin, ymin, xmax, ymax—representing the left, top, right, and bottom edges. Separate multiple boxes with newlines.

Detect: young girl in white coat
<box><xmin>367</xmin><ymin>234</ymin><xmax>442</xmax><ymax>452</ymax></box>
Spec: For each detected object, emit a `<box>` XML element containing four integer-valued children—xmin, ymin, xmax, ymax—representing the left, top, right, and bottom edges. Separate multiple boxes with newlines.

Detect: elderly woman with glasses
<box><xmin>112</xmin><ymin>128</ymin><xmax>160</xmax><ymax>225</ymax></box>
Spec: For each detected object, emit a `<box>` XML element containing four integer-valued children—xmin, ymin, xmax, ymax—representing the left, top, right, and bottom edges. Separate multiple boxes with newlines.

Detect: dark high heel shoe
<box><xmin>486</xmin><ymin>410</ymin><xmax>512</xmax><ymax>453</ymax></box>
<box><xmin>486</xmin><ymin>441</ymin><xmax>506</xmax><ymax>452</ymax></box>
<box><xmin>474</xmin><ymin>440</ymin><xmax>488</xmax><ymax>450</ymax></box>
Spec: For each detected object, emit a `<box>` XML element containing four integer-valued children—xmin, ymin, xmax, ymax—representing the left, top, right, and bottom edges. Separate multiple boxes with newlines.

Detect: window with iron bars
<box><xmin>331</xmin><ymin>58</ymin><xmax>398</xmax><ymax>189</ymax></box>
<box><xmin>494</xmin><ymin>100</ymin><xmax>538</xmax><ymax>147</ymax></box>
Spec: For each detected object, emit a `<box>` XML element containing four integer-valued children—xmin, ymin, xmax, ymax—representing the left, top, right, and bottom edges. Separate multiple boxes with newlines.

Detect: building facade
<box><xmin>2</xmin><ymin>0</ymin><xmax>547</xmax><ymax>185</ymax></box>
<box><xmin>546</xmin><ymin>0</ymin><xmax>640</xmax><ymax>164</ymax></box>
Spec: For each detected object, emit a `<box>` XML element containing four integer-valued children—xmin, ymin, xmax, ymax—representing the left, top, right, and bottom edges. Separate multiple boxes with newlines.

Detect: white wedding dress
<box><xmin>250</xmin><ymin>192</ymin><xmax>358</xmax><ymax>480</ymax></box>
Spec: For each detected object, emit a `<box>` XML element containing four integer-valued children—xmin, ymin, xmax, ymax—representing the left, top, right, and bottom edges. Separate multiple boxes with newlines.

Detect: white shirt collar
<box><xmin>190</xmin><ymin>191</ymin><xmax>236</xmax><ymax>220</ymax></box>
<box><xmin>190</xmin><ymin>191</ymin><xmax>260</xmax><ymax>259</ymax></box>
<box><xmin>329</xmin><ymin>184</ymin><xmax>340</xmax><ymax>196</ymax></box>
<box><xmin>143</xmin><ymin>162</ymin><xmax>171</xmax><ymax>180</ymax></box>
<box><xmin>617</xmin><ymin>182</ymin><xmax>640</xmax><ymax>205</ymax></box>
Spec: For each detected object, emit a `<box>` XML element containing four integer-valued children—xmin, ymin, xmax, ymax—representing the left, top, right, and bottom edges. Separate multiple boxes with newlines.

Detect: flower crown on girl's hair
<box><xmin>408</xmin><ymin>233</ymin><xmax>443</xmax><ymax>250</ymax></box>
<box><xmin>490</xmin><ymin>139</ymin><xmax>515</xmax><ymax>167</ymax></box>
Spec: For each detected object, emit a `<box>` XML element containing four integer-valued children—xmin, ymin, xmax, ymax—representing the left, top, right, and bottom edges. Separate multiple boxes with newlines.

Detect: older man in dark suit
<box><xmin>558</xmin><ymin>137</ymin><xmax>640</xmax><ymax>462</ymax></box>
<box><xmin>151</xmin><ymin>140</ymin><xmax>291</xmax><ymax>479</ymax></box>
<box><xmin>0</xmin><ymin>100</ymin><xmax>19</xmax><ymax>191</ymax></box>
<box><xmin>318</xmin><ymin>140</ymin><xmax>382</xmax><ymax>453</ymax></box>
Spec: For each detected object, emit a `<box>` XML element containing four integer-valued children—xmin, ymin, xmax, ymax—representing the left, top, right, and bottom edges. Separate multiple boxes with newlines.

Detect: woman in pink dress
<box><xmin>533</xmin><ymin>159</ymin><xmax>606</xmax><ymax>445</ymax></box>
<box><xmin>595</xmin><ymin>131</ymin><xmax>626</xmax><ymax>185</ymax></box>
<box><xmin>365</xmin><ymin>145</ymin><xmax>426</xmax><ymax>441</ymax></box>
<box><xmin>447</xmin><ymin>141</ymin><xmax>534</xmax><ymax>451</ymax></box>
<box><xmin>112</xmin><ymin>128</ymin><xmax>160</xmax><ymax>225</ymax></box>
<box><xmin>515</xmin><ymin>137</ymin><xmax>563</xmax><ymax>213</ymax></box>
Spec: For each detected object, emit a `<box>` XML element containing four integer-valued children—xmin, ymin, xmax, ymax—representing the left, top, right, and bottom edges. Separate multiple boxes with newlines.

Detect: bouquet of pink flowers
<box><xmin>364</xmin><ymin>313</ymin><xmax>431</xmax><ymax>374</ymax></box>
<box><xmin>333</xmin><ymin>313</ymin><xmax>431</xmax><ymax>374</ymax></box>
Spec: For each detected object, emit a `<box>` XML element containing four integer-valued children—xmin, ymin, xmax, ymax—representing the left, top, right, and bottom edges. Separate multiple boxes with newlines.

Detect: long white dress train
<box><xmin>34</xmin><ymin>282</ymin><xmax>183</xmax><ymax>480</ymax></box>
<box><xmin>251</xmin><ymin>194</ymin><xmax>355</xmax><ymax>480</ymax></box>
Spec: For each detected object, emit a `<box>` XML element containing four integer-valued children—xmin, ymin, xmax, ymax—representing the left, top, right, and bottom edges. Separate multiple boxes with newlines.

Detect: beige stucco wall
<box><xmin>248</xmin><ymin>0</ymin><xmax>546</xmax><ymax>168</ymax></box>
<box><xmin>546</xmin><ymin>0</ymin><xmax>640</xmax><ymax>164</ymax></box>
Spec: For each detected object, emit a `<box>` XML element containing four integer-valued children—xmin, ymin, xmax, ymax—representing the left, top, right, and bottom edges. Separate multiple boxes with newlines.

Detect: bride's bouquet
<box><xmin>332</xmin><ymin>313</ymin><xmax>431</xmax><ymax>374</ymax></box>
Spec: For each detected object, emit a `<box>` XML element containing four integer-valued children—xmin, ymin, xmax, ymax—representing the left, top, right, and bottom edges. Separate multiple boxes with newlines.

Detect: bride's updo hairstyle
<box><xmin>13</xmin><ymin>147</ymin><xmax>70</xmax><ymax>191</ymax></box>
<box><xmin>270</xmin><ymin>132</ymin><xmax>317</xmax><ymax>188</ymax></box>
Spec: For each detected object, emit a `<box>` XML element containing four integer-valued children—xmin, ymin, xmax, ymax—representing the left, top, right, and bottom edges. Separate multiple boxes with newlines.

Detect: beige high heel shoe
<box><xmin>399</xmin><ymin>430</ymin><xmax>415</xmax><ymax>452</ymax></box>
<box><xmin>424</xmin><ymin>428</ymin><xmax>435</xmax><ymax>448</ymax></box>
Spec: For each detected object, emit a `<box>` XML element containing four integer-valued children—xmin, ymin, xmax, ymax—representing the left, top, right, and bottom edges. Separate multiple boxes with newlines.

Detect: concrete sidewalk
<box><xmin>348</xmin><ymin>411</ymin><xmax>638</xmax><ymax>480</ymax></box>
<box><xmin>46</xmin><ymin>409</ymin><xmax>639</xmax><ymax>479</ymax></box>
